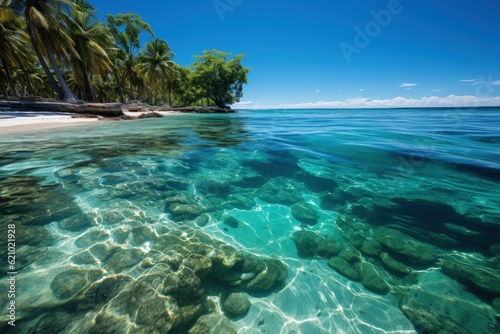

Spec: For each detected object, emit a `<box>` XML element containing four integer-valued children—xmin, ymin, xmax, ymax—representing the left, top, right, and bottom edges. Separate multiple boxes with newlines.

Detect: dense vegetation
<box><xmin>0</xmin><ymin>0</ymin><xmax>249</xmax><ymax>108</ymax></box>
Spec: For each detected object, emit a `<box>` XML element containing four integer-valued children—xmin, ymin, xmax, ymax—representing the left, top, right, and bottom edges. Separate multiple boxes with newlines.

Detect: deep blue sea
<box><xmin>1</xmin><ymin>108</ymin><xmax>499</xmax><ymax>333</ymax></box>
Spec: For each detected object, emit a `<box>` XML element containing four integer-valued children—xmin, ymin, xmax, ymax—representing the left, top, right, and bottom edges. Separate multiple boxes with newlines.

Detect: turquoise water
<box><xmin>1</xmin><ymin>108</ymin><xmax>499</xmax><ymax>333</ymax></box>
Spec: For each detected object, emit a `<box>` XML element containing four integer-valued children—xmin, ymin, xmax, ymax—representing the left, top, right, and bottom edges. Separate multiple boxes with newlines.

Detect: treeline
<box><xmin>0</xmin><ymin>0</ymin><xmax>249</xmax><ymax>108</ymax></box>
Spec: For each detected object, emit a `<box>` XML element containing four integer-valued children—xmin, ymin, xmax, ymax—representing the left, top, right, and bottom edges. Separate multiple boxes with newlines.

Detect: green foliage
<box><xmin>191</xmin><ymin>49</ymin><xmax>249</xmax><ymax>108</ymax></box>
<box><xmin>1</xmin><ymin>1</ymin><xmax>250</xmax><ymax>105</ymax></box>
<box><xmin>106</xmin><ymin>13</ymin><xmax>153</xmax><ymax>57</ymax></box>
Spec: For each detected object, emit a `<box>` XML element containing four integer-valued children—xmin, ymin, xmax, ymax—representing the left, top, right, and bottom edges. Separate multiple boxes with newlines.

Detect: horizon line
<box><xmin>233</xmin><ymin>105</ymin><xmax>500</xmax><ymax>111</ymax></box>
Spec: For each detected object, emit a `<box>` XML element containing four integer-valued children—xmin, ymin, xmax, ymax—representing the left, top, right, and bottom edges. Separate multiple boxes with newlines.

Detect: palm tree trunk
<box><xmin>43</xmin><ymin>41</ymin><xmax>77</xmax><ymax>101</ymax></box>
<box><xmin>0</xmin><ymin>81</ymin><xmax>8</xmax><ymax>98</ymax></box>
<box><xmin>27</xmin><ymin>32</ymin><xmax>64</xmax><ymax>100</ymax></box>
<box><xmin>79</xmin><ymin>53</ymin><xmax>94</xmax><ymax>102</ymax></box>
<box><xmin>1</xmin><ymin>59</ymin><xmax>20</xmax><ymax>98</ymax></box>
<box><xmin>112</xmin><ymin>67</ymin><xmax>125</xmax><ymax>102</ymax></box>
<box><xmin>87</xmin><ymin>73</ymin><xmax>96</xmax><ymax>102</ymax></box>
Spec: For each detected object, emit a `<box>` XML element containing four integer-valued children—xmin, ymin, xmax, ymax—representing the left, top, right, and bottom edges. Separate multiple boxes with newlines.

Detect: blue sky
<box><xmin>92</xmin><ymin>0</ymin><xmax>500</xmax><ymax>108</ymax></box>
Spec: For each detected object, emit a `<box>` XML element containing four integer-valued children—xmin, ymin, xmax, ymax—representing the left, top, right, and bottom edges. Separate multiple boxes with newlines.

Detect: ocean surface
<box><xmin>1</xmin><ymin>108</ymin><xmax>499</xmax><ymax>333</ymax></box>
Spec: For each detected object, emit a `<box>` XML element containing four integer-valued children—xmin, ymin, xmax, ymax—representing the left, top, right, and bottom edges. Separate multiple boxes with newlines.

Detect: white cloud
<box><xmin>460</xmin><ymin>79</ymin><xmax>481</xmax><ymax>85</ymax></box>
<box><xmin>232</xmin><ymin>95</ymin><xmax>500</xmax><ymax>109</ymax></box>
<box><xmin>232</xmin><ymin>101</ymin><xmax>254</xmax><ymax>106</ymax></box>
<box><xmin>461</xmin><ymin>77</ymin><xmax>500</xmax><ymax>86</ymax></box>
<box><xmin>399</xmin><ymin>83</ymin><xmax>418</xmax><ymax>88</ymax></box>
<box><xmin>432</xmin><ymin>89</ymin><xmax>442</xmax><ymax>92</ymax></box>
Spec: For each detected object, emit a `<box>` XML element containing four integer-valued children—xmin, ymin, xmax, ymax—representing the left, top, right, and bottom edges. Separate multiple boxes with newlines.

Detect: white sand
<box><xmin>0</xmin><ymin>112</ymin><xmax>99</xmax><ymax>136</ymax></box>
<box><xmin>0</xmin><ymin>110</ymin><xmax>179</xmax><ymax>136</ymax></box>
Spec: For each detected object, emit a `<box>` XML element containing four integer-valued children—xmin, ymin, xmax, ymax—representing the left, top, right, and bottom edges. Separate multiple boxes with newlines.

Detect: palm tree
<box><xmin>24</xmin><ymin>0</ymin><xmax>78</xmax><ymax>101</ymax></box>
<box><xmin>106</xmin><ymin>13</ymin><xmax>153</xmax><ymax>101</ymax></box>
<box><xmin>136</xmin><ymin>38</ymin><xmax>174</xmax><ymax>104</ymax></box>
<box><xmin>0</xmin><ymin>0</ymin><xmax>29</xmax><ymax>97</ymax></box>
<box><xmin>62</xmin><ymin>1</ymin><xmax>113</xmax><ymax>101</ymax></box>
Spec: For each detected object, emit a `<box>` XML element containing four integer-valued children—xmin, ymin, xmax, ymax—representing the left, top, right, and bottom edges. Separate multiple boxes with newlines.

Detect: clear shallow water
<box><xmin>0</xmin><ymin>108</ymin><xmax>499</xmax><ymax>333</ymax></box>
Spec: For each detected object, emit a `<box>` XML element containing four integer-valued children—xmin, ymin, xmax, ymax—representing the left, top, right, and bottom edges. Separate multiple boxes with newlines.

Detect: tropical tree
<box><xmin>191</xmin><ymin>49</ymin><xmax>249</xmax><ymax>108</ymax></box>
<box><xmin>0</xmin><ymin>0</ymin><xmax>29</xmax><ymax>97</ymax></box>
<box><xmin>136</xmin><ymin>38</ymin><xmax>174</xmax><ymax>105</ymax></box>
<box><xmin>169</xmin><ymin>65</ymin><xmax>199</xmax><ymax>107</ymax></box>
<box><xmin>62</xmin><ymin>0</ymin><xmax>113</xmax><ymax>101</ymax></box>
<box><xmin>24</xmin><ymin>0</ymin><xmax>79</xmax><ymax>101</ymax></box>
<box><xmin>106</xmin><ymin>13</ymin><xmax>153</xmax><ymax>101</ymax></box>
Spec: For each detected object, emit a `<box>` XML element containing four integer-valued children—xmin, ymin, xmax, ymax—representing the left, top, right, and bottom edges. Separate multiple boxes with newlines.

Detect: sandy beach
<box><xmin>0</xmin><ymin>112</ymin><xmax>100</xmax><ymax>136</ymax></box>
<box><xmin>0</xmin><ymin>110</ymin><xmax>183</xmax><ymax>136</ymax></box>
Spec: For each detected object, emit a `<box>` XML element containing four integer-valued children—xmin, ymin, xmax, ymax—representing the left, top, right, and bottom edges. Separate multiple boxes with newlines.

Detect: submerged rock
<box><xmin>224</xmin><ymin>292</ymin><xmax>251</xmax><ymax>315</ymax></box>
<box><xmin>58</xmin><ymin>214</ymin><xmax>94</xmax><ymax>231</ymax></box>
<box><xmin>71</xmin><ymin>251</ymin><xmax>98</xmax><ymax>265</ymax></box>
<box><xmin>195</xmin><ymin>213</ymin><xmax>210</xmax><ymax>227</ymax></box>
<box><xmin>385</xmin><ymin>223</ymin><xmax>459</xmax><ymax>248</ymax></box>
<box><xmin>223</xmin><ymin>216</ymin><xmax>239</xmax><ymax>228</ymax></box>
<box><xmin>184</xmin><ymin>254</ymin><xmax>213</xmax><ymax>279</ymax></box>
<box><xmin>490</xmin><ymin>244</ymin><xmax>500</xmax><ymax>256</ymax></box>
<box><xmin>226</xmin><ymin>193</ymin><xmax>256</xmax><ymax>209</ymax></box>
<box><xmin>339</xmin><ymin>247</ymin><xmax>362</xmax><ymax>264</ymax></box>
<box><xmin>291</xmin><ymin>202</ymin><xmax>320</xmax><ymax>225</ymax></box>
<box><xmin>399</xmin><ymin>297</ymin><xmax>472</xmax><ymax>334</ymax></box>
<box><xmin>198</xmin><ymin>179</ymin><xmax>231</xmax><ymax>199</ymax></box>
<box><xmin>327</xmin><ymin>257</ymin><xmax>360</xmax><ymax>280</ymax></box>
<box><xmin>72</xmin><ymin>275</ymin><xmax>134</xmax><ymax>312</ymax></box>
<box><xmin>104</xmin><ymin>248</ymin><xmax>144</xmax><ymax>273</ymax></box>
<box><xmin>317</xmin><ymin>239</ymin><xmax>342</xmax><ymax>259</ymax></box>
<box><xmin>292</xmin><ymin>231</ymin><xmax>323</xmax><ymax>257</ymax></box>
<box><xmin>485</xmin><ymin>256</ymin><xmax>500</xmax><ymax>270</ymax></box>
<box><xmin>50</xmin><ymin>269</ymin><xmax>104</xmax><ymax>299</ymax></box>
<box><xmin>445</xmin><ymin>223</ymin><xmax>482</xmax><ymax>237</ymax></box>
<box><xmin>75</xmin><ymin>229</ymin><xmax>109</xmax><ymax>248</ymax></box>
<box><xmin>17</xmin><ymin>225</ymin><xmax>54</xmax><ymax>247</ymax></box>
<box><xmin>354</xmin><ymin>262</ymin><xmax>389</xmax><ymax>295</ymax></box>
<box><xmin>360</xmin><ymin>239</ymin><xmax>382</xmax><ymax>257</ymax></box>
<box><xmin>493</xmin><ymin>298</ymin><xmax>500</xmax><ymax>313</ymax></box>
<box><xmin>256</xmin><ymin>177</ymin><xmax>303</xmax><ymax>205</ymax></box>
<box><xmin>374</xmin><ymin>227</ymin><xmax>438</xmax><ymax>265</ymax></box>
<box><xmin>231</xmin><ymin>173</ymin><xmax>267</xmax><ymax>188</ymax></box>
<box><xmin>292</xmin><ymin>231</ymin><xmax>341</xmax><ymax>258</ymax></box>
<box><xmin>167</xmin><ymin>203</ymin><xmax>204</xmax><ymax>221</ymax></box>
<box><xmin>440</xmin><ymin>258</ymin><xmax>500</xmax><ymax>297</ymax></box>
<box><xmin>0</xmin><ymin>178</ymin><xmax>83</xmax><ymax>226</ymax></box>
<box><xmin>242</xmin><ymin>259</ymin><xmax>288</xmax><ymax>291</ymax></box>
<box><xmin>379</xmin><ymin>252</ymin><xmax>412</xmax><ymax>275</ymax></box>
<box><xmin>295</xmin><ymin>171</ymin><xmax>339</xmax><ymax>193</ymax></box>
<box><xmin>189</xmin><ymin>313</ymin><xmax>237</xmax><ymax>334</ymax></box>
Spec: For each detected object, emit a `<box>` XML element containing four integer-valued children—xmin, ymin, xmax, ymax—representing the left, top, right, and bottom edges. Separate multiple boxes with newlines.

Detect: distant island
<box><xmin>0</xmin><ymin>0</ymin><xmax>250</xmax><ymax>114</ymax></box>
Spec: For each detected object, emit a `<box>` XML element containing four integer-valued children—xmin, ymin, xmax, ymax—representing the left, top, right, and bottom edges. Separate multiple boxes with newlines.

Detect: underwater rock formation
<box><xmin>440</xmin><ymin>257</ymin><xmax>500</xmax><ymax>297</ymax></box>
<box><xmin>223</xmin><ymin>292</ymin><xmax>251</xmax><ymax>315</ymax></box>
<box><xmin>374</xmin><ymin>227</ymin><xmax>438</xmax><ymax>265</ymax></box>
<box><xmin>291</xmin><ymin>202</ymin><xmax>320</xmax><ymax>225</ymax></box>
<box><xmin>292</xmin><ymin>231</ymin><xmax>341</xmax><ymax>258</ymax></box>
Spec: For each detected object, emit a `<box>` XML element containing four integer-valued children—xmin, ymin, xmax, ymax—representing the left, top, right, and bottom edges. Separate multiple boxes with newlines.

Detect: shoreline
<box><xmin>0</xmin><ymin>99</ymin><xmax>234</xmax><ymax>136</ymax></box>
<box><xmin>0</xmin><ymin>114</ymin><xmax>100</xmax><ymax>136</ymax></box>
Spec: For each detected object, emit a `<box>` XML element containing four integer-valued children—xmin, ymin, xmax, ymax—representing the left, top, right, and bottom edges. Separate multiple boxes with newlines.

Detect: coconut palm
<box><xmin>106</xmin><ymin>13</ymin><xmax>153</xmax><ymax>101</ymax></box>
<box><xmin>24</xmin><ymin>0</ymin><xmax>78</xmax><ymax>101</ymax></box>
<box><xmin>0</xmin><ymin>0</ymin><xmax>30</xmax><ymax>97</ymax></box>
<box><xmin>61</xmin><ymin>1</ymin><xmax>113</xmax><ymax>101</ymax></box>
<box><xmin>136</xmin><ymin>38</ymin><xmax>174</xmax><ymax>104</ymax></box>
